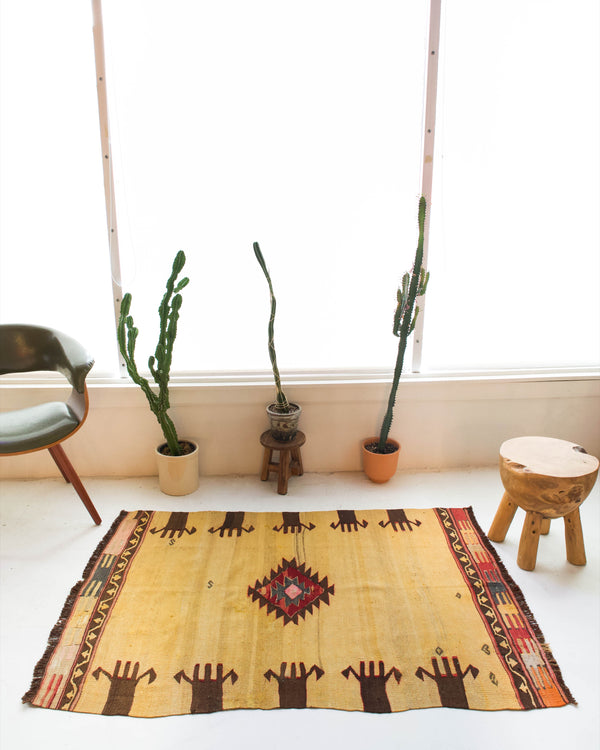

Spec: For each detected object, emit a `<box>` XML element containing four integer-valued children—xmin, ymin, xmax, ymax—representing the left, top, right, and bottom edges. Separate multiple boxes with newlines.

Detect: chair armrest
<box><xmin>52</xmin><ymin>329</ymin><xmax>94</xmax><ymax>393</ymax></box>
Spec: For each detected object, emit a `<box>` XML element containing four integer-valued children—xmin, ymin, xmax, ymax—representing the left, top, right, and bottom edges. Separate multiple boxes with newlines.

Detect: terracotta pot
<box><xmin>266</xmin><ymin>403</ymin><xmax>301</xmax><ymax>442</ymax></box>
<box><xmin>361</xmin><ymin>437</ymin><xmax>400</xmax><ymax>483</ymax></box>
<box><xmin>155</xmin><ymin>440</ymin><xmax>199</xmax><ymax>496</ymax></box>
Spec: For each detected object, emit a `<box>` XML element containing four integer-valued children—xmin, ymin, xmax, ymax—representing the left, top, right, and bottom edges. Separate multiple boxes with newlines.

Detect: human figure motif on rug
<box><xmin>273</xmin><ymin>511</ymin><xmax>315</xmax><ymax>534</ymax></box>
<box><xmin>92</xmin><ymin>661</ymin><xmax>156</xmax><ymax>716</ymax></box>
<box><xmin>342</xmin><ymin>661</ymin><xmax>403</xmax><ymax>713</ymax></box>
<box><xmin>378</xmin><ymin>509</ymin><xmax>422</xmax><ymax>532</ymax></box>
<box><xmin>150</xmin><ymin>511</ymin><xmax>197</xmax><ymax>539</ymax></box>
<box><xmin>264</xmin><ymin>662</ymin><xmax>324</xmax><ymax>709</ymax></box>
<box><xmin>174</xmin><ymin>663</ymin><xmax>238</xmax><ymax>714</ymax></box>
<box><xmin>208</xmin><ymin>511</ymin><xmax>255</xmax><ymax>537</ymax></box>
<box><xmin>415</xmin><ymin>657</ymin><xmax>480</xmax><ymax>709</ymax></box>
<box><xmin>330</xmin><ymin>510</ymin><xmax>368</xmax><ymax>532</ymax></box>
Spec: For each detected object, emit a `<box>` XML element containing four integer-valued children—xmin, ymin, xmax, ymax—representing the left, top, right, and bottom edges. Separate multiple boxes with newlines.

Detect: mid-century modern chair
<box><xmin>0</xmin><ymin>324</ymin><xmax>101</xmax><ymax>524</ymax></box>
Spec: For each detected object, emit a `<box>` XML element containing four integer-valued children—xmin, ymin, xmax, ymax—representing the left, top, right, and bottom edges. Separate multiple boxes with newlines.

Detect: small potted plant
<box><xmin>362</xmin><ymin>196</ymin><xmax>430</xmax><ymax>483</ymax></box>
<box><xmin>117</xmin><ymin>250</ymin><xmax>199</xmax><ymax>495</ymax></box>
<box><xmin>253</xmin><ymin>241</ymin><xmax>301</xmax><ymax>441</ymax></box>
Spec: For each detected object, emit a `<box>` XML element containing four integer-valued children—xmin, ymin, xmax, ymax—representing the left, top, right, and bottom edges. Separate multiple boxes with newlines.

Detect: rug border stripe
<box><xmin>64</xmin><ymin>510</ymin><xmax>154</xmax><ymax>712</ymax></box>
<box><xmin>463</xmin><ymin>506</ymin><xmax>577</xmax><ymax>707</ymax></box>
<box><xmin>21</xmin><ymin>510</ymin><xmax>129</xmax><ymax>705</ymax></box>
<box><xmin>434</xmin><ymin>507</ymin><xmax>536</xmax><ymax>708</ymax></box>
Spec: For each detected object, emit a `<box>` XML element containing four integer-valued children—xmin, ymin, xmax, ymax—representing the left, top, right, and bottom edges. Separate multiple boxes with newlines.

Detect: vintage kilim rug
<box><xmin>23</xmin><ymin>507</ymin><xmax>575</xmax><ymax>716</ymax></box>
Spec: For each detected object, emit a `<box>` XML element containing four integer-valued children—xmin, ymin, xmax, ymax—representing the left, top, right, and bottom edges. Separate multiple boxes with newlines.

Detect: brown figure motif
<box><xmin>273</xmin><ymin>511</ymin><xmax>315</xmax><ymax>534</ymax></box>
<box><xmin>208</xmin><ymin>511</ymin><xmax>254</xmax><ymax>537</ymax></box>
<box><xmin>174</xmin><ymin>663</ymin><xmax>238</xmax><ymax>713</ymax></box>
<box><xmin>330</xmin><ymin>510</ymin><xmax>368</xmax><ymax>532</ymax></box>
<box><xmin>92</xmin><ymin>660</ymin><xmax>157</xmax><ymax>716</ymax></box>
<box><xmin>264</xmin><ymin>662</ymin><xmax>324</xmax><ymax>708</ymax></box>
<box><xmin>415</xmin><ymin>656</ymin><xmax>479</xmax><ymax>709</ymax></box>
<box><xmin>341</xmin><ymin>660</ymin><xmax>402</xmax><ymax>713</ymax></box>
<box><xmin>150</xmin><ymin>512</ymin><xmax>197</xmax><ymax>539</ymax></box>
<box><xmin>379</xmin><ymin>509</ymin><xmax>422</xmax><ymax>532</ymax></box>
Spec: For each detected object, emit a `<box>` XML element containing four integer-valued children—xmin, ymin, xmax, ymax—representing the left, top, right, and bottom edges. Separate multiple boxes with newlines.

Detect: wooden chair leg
<box><xmin>540</xmin><ymin>517</ymin><xmax>551</xmax><ymax>535</ymax></box>
<box><xmin>517</xmin><ymin>510</ymin><xmax>543</xmax><ymax>571</ymax></box>
<box><xmin>51</xmin><ymin>451</ymin><xmax>72</xmax><ymax>484</ymax></box>
<box><xmin>48</xmin><ymin>444</ymin><xmax>101</xmax><ymax>525</ymax></box>
<box><xmin>564</xmin><ymin>508</ymin><xmax>586</xmax><ymax>566</ymax></box>
<box><xmin>488</xmin><ymin>492</ymin><xmax>518</xmax><ymax>542</ymax></box>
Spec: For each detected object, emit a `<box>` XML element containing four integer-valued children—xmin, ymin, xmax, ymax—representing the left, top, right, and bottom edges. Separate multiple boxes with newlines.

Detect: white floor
<box><xmin>1</xmin><ymin>469</ymin><xmax>598</xmax><ymax>750</ymax></box>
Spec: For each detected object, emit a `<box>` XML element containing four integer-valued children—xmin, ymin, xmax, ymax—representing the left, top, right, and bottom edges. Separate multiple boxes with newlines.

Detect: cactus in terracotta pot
<box><xmin>117</xmin><ymin>250</ymin><xmax>189</xmax><ymax>456</ymax></box>
<box><xmin>372</xmin><ymin>195</ymin><xmax>430</xmax><ymax>455</ymax></box>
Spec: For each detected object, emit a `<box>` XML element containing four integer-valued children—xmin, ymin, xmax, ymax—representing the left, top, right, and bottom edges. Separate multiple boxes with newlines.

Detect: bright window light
<box><xmin>422</xmin><ymin>0</ymin><xmax>600</xmax><ymax>371</ymax></box>
<box><xmin>0</xmin><ymin>0</ymin><xmax>118</xmax><ymax>376</ymax></box>
<box><xmin>1</xmin><ymin>1</ymin><xmax>596</xmax><ymax>379</ymax></box>
<box><xmin>101</xmin><ymin>0</ymin><xmax>429</xmax><ymax>372</ymax></box>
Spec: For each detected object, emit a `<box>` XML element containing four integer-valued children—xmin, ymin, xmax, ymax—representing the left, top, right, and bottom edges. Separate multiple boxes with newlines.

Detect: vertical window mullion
<box><xmin>91</xmin><ymin>0</ymin><xmax>126</xmax><ymax>376</ymax></box>
<box><xmin>412</xmin><ymin>0</ymin><xmax>442</xmax><ymax>373</ymax></box>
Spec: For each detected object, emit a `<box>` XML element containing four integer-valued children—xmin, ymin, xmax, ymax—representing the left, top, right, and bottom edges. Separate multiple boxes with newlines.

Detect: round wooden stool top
<box><xmin>260</xmin><ymin>430</ymin><xmax>306</xmax><ymax>451</ymax></box>
<box><xmin>499</xmin><ymin>436</ymin><xmax>599</xmax><ymax>519</ymax></box>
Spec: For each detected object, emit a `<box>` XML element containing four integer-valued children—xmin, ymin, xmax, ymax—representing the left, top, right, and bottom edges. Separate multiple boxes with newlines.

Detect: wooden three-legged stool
<box><xmin>260</xmin><ymin>430</ymin><xmax>306</xmax><ymax>495</ymax></box>
<box><xmin>488</xmin><ymin>436</ymin><xmax>598</xmax><ymax>571</ymax></box>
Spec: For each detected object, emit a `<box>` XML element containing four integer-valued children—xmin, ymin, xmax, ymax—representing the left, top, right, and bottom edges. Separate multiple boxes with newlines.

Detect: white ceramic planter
<box><xmin>155</xmin><ymin>440</ymin><xmax>199</xmax><ymax>496</ymax></box>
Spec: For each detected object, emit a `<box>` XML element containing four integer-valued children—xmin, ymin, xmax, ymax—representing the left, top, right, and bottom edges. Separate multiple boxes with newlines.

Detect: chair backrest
<box><xmin>0</xmin><ymin>325</ymin><xmax>94</xmax><ymax>392</ymax></box>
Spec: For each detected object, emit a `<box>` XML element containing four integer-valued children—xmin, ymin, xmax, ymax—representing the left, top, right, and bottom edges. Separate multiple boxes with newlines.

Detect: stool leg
<box><xmin>488</xmin><ymin>492</ymin><xmax>518</xmax><ymax>542</ymax></box>
<box><xmin>540</xmin><ymin>517</ymin><xmax>551</xmax><ymax>535</ymax></box>
<box><xmin>277</xmin><ymin>449</ymin><xmax>291</xmax><ymax>495</ymax></box>
<box><xmin>290</xmin><ymin>447</ymin><xmax>304</xmax><ymax>477</ymax></box>
<box><xmin>517</xmin><ymin>511</ymin><xmax>543</xmax><ymax>571</ymax></box>
<box><xmin>564</xmin><ymin>508</ymin><xmax>586</xmax><ymax>566</ymax></box>
<box><xmin>261</xmin><ymin>447</ymin><xmax>273</xmax><ymax>481</ymax></box>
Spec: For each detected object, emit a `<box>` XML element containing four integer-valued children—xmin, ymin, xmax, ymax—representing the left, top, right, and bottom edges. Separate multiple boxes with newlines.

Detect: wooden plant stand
<box><xmin>488</xmin><ymin>436</ymin><xmax>598</xmax><ymax>571</ymax></box>
<box><xmin>260</xmin><ymin>430</ymin><xmax>306</xmax><ymax>495</ymax></box>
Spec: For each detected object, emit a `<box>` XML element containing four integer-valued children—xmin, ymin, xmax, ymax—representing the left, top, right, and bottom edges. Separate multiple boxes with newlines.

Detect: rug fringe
<box><xmin>21</xmin><ymin>510</ymin><xmax>129</xmax><ymax>705</ymax></box>
<box><xmin>465</xmin><ymin>506</ymin><xmax>577</xmax><ymax>707</ymax></box>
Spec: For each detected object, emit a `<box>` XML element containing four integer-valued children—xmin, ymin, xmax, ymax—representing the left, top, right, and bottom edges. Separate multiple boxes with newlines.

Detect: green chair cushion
<box><xmin>0</xmin><ymin>402</ymin><xmax>80</xmax><ymax>454</ymax></box>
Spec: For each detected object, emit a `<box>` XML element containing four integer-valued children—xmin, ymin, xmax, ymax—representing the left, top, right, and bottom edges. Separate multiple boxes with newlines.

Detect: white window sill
<box><xmin>1</xmin><ymin>365</ymin><xmax>598</xmax><ymax>387</ymax></box>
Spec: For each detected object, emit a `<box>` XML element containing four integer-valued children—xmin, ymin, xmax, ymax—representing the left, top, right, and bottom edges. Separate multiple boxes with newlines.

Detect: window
<box><xmin>0</xmin><ymin>0</ymin><xmax>118</xmax><ymax>375</ymax></box>
<box><xmin>1</xmin><ymin>0</ymin><xmax>598</xmax><ymax>379</ymax></box>
<box><xmin>422</xmin><ymin>0</ymin><xmax>600</xmax><ymax>371</ymax></box>
<box><xmin>100</xmin><ymin>0</ymin><xmax>429</xmax><ymax>373</ymax></box>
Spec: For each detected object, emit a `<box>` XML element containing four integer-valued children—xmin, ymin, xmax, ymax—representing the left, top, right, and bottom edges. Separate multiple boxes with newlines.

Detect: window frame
<box><xmin>1</xmin><ymin>0</ymin><xmax>598</xmax><ymax>385</ymax></box>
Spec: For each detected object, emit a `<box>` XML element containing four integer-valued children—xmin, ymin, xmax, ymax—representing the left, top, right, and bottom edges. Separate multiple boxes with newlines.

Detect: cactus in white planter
<box><xmin>117</xmin><ymin>250</ymin><xmax>189</xmax><ymax>456</ymax></box>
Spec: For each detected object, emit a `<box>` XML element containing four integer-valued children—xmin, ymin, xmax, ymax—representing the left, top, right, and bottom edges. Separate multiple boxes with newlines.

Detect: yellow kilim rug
<box><xmin>23</xmin><ymin>507</ymin><xmax>575</xmax><ymax>716</ymax></box>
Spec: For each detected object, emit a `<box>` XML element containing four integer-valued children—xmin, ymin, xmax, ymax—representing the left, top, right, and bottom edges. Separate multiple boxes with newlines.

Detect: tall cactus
<box><xmin>377</xmin><ymin>197</ymin><xmax>430</xmax><ymax>452</ymax></box>
<box><xmin>117</xmin><ymin>250</ymin><xmax>190</xmax><ymax>456</ymax></box>
<box><xmin>253</xmin><ymin>241</ymin><xmax>290</xmax><ymax>411</ymax></box>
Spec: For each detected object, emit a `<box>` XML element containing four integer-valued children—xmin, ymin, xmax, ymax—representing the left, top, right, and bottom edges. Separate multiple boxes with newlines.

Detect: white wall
<box><xmin>1</xmin><ymin>374</ymin><xmax>598</xmax><ymax>479</ymax></box>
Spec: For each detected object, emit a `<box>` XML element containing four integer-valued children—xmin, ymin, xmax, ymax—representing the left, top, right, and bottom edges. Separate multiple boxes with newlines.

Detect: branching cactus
<box><xmin>377</xmin><ymin>197</ymin><xmax>430</xmax><ymax>452</ymax></box>
<box><xmin>253</xmin><ymin>242</ymin><xmax>290</xmax><ymax>411</ymax></box>
<box><xmin>117</xmin><ymin>250</ymin><xmax>190</xmax><ymax>456</ymax></box>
